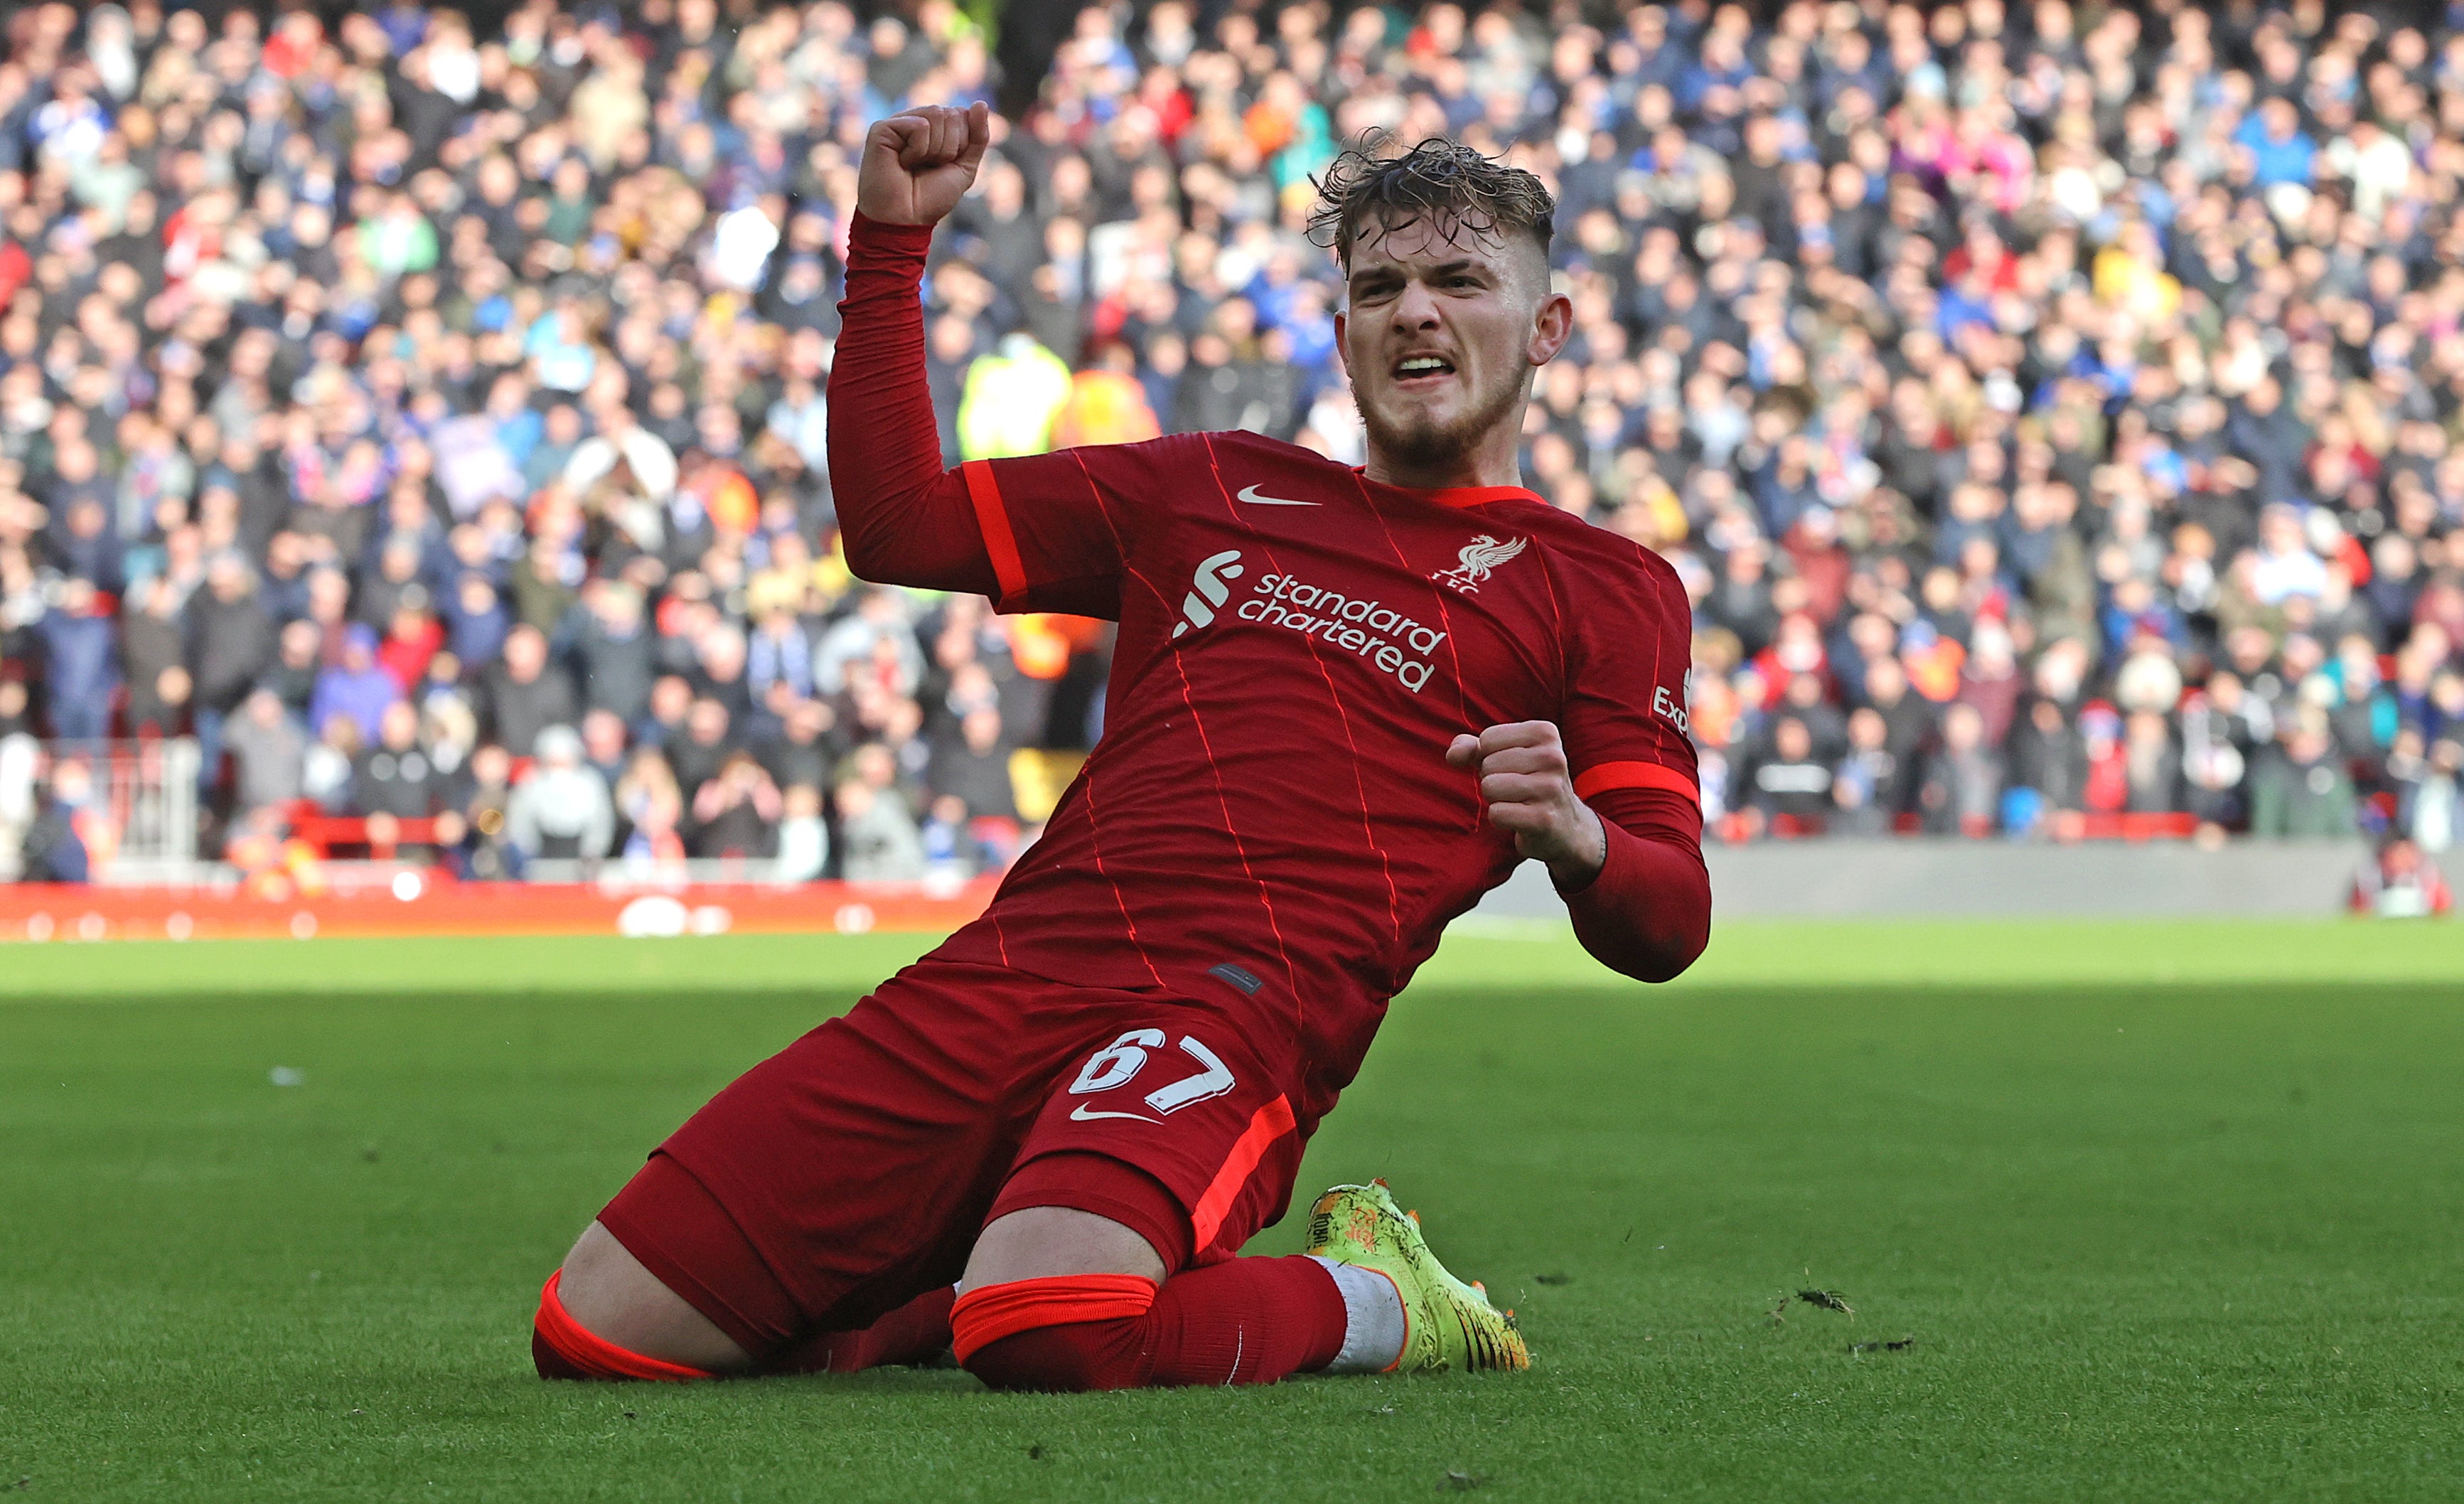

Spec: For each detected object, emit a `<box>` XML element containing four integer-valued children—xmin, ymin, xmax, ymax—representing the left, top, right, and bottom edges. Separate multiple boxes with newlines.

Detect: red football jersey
<box><xmin>926</xmin><ymin>430</ymin><xmax>1700</xmax><ymax>1094</ymax></box>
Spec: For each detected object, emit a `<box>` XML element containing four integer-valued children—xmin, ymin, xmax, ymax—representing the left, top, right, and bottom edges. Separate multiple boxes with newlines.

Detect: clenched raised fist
<box><xmin>856</xmin><ymin>100</ymin><xmax>992</xmax><ymax>228</ymax></box>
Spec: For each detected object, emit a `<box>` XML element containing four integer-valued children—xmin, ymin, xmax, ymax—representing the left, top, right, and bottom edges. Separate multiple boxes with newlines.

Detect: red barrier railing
<box><xmin>0</xmin><ymin>877</ymin><xmax>1002</xmax><ymax>944</ymax></box>
<box><xmin>286</xmin><ymin>811</ymin><xmax>443</xmax><ymax>857</ymax></box>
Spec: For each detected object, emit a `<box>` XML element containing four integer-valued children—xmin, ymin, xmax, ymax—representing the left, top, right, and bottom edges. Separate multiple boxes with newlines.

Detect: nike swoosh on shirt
<box><xmin>1069</xmin><ymin>1104</ymin><xmax>1162</xmax><ymax>1124</ymax></box>
<box><xmin>1236</xmin><ymin>484</ymin><xmax>1320</xmax><ymax>506</ymax></box>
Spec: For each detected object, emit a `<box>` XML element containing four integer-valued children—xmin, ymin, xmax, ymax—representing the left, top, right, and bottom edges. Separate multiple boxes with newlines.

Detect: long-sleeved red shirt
<box><xmin>827</xmin><ymin>213</ymin><xmax>1710</xmax><ymax>1102</ymax></box>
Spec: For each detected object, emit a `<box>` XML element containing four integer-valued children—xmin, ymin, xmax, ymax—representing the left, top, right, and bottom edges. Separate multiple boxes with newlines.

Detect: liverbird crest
<box><xmin>1432</xmin><ymin>533</ymin><xmax>1528</xmax><ymax>594</ymax></box>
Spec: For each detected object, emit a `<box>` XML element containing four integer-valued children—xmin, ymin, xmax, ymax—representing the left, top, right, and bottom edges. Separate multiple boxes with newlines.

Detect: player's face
<box><xmin>1338</xmin><ymin>215</ymin><xmax>1566</xmax><ymax>476</ymax></box>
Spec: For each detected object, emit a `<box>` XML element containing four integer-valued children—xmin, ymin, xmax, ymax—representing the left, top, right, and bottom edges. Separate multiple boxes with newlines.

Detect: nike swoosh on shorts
<box><xmin>1236</xmin><ymin>484</ymin><xmax>1319</xmax><ymax>506</ymax></box>
<box><xmin>1069</xmin><ymin>1104</ymin><xmax>1162</xmax><ymax>1124</ymax></box>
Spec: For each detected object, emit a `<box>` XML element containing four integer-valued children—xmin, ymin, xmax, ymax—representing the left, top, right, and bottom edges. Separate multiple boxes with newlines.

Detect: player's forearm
<box><xmin>1555</xmin><ymin>796</ymin><xmax>1711</xmax><ymax>984</ymax></box>
<box><xmin>826</xmin><ymin>213</ymin><xmax>1000</xmax><ymax>594</ymax></box>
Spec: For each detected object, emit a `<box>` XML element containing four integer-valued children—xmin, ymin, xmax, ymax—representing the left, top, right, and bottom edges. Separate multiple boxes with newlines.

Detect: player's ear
<box><xmin>1526</xmin><ymin>289</ymin><xmax>1573</xmax><ymax>369</ymax></box>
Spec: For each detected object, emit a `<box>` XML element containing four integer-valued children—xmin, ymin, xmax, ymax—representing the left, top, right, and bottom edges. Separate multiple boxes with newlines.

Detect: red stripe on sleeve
<box><xmin>1573</xmin><ymin>760</ymin><xmax>1700</xmax><ymax>804</ymax></box>
<box><xmin>1189</xmin><ymin>1094</ymin><xmax>1297</xmax><ymax>1254</ymax></box>
<box><xmin>962</xmin><ymin>459</ymin><xmax>1029</xmax><ymax>605</ymax></box>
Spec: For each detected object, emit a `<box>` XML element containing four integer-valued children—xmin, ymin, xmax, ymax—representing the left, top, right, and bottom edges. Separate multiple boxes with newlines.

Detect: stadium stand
<box><xmin>1</xmin><ymin>0</ymin><xmax>2460</xmax><ymax>888</ymax></box>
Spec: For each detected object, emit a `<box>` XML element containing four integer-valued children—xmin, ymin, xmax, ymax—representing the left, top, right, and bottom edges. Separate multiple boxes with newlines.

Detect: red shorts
<box><xmin>596</xmin><ymin>959</ymin><xmax>1313</xmax><ymax>1358</ymax></box>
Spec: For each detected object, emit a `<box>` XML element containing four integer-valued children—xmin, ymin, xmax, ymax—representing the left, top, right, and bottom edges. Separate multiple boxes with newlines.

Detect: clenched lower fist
<box><xmin>1445</xmin><ymin>720</ymin><xmax>1607</xmax><ymax>887</ymax></box>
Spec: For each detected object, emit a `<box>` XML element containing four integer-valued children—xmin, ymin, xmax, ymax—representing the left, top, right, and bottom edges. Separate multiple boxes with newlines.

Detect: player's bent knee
<box><xmin>950</xmin><ymin>1274</ymin><xmax>1159</xmax><ymax>1392</ymax></box>
<box><xmin>533</xmin><ymin>1222</ymin><xmax>749</xmax><ymax>1380</ymax></box>
<box><xmin>534</xmin><ymin>1268</ymin><xmax>722</xmax><ymax>1381</ymax></box>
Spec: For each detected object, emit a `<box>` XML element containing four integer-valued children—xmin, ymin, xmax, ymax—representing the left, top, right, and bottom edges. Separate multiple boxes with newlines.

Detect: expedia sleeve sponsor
<box><xmin>1239</xmin><ymin>572</ymin><xmax>1447</xmax><ymax>693</ymax></box>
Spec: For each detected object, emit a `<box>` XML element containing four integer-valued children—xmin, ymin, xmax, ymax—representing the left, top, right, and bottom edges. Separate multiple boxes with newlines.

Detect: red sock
<box><xmin>960</xmin><ymin>1256</ymin><xmax>1347</xmax><ymax>1391</ymax></box>
<box><xmin>770</xmin><ymin>1284</ymin><xmax>958</xmax><ymax>1374</ymax></box>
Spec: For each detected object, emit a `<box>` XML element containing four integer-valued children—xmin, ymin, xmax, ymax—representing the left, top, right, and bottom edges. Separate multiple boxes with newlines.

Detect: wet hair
<box><xmin>1308</xmin><ymin>134</ymin><xmax>1555</xmax><ymax>270</ymax></box>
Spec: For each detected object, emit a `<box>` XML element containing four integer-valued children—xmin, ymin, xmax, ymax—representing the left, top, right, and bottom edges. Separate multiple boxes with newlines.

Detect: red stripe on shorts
<box><xmin>1188</xmin><ymin>1094</ymin><xmax>1297</xmax><ymax>1254</ymax></box>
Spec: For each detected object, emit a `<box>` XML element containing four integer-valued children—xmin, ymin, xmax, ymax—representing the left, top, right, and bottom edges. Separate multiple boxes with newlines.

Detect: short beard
<box><xmin>1358</xmin><ymin>363</ymin><xmax>1528</xmax><ymax>474</ymax></box>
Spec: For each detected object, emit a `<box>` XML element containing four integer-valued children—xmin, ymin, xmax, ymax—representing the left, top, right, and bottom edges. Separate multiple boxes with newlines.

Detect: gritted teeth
<box><xmin>1396</xmin><ymin>356</ymin><xmax>1454</xmax><ymax>376</ymax></box>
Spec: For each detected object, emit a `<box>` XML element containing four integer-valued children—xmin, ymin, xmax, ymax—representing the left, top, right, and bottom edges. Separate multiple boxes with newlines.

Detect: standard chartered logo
<box><xmin>1172</xmin><ymin>549</ymin><xmax>1246</xmax><ymax>639</ymax></box>
<box><xmin>1238</xmin><ymin>570</ymin><xmax>1447</xmax><ymax>692</ymax></box>
<box><xmin>1169</xmin><ymin>549</ymin><xmax>1450</xmax><ymax>693</ymax></box>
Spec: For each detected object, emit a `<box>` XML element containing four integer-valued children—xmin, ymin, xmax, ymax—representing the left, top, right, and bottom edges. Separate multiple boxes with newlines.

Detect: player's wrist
<box><xmin>1541</xmin><ymin>805</ymin><xmax>1609</xmax><ymax>894</ymax></box>
<box><xmin>852</xmin><ymin>193</ymin><xmax>946</xmax><ymax>227</ymax></box>
<box><xmin>850</xmin><ymin>209</ymin><xmax>939</xmax><ymax>243</ymax></box>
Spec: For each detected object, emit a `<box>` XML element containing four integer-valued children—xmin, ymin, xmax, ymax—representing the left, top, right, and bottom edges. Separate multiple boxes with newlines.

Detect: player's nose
<box><xmin>1388</xmin><ymin>277</ymin><xmax>1442</xmax><ymax>329</ymax></box>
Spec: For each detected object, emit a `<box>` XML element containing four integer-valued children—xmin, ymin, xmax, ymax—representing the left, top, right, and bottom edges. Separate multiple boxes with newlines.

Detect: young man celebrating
<box><xmin>532</xmin><ymin>105</ymin><xmax>1709</xmax><ymax>1391</ymax></box>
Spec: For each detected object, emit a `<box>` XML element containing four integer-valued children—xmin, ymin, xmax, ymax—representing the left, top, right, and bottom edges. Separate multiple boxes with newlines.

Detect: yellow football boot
<box><xmin>1304</xmin><ymin>1179</ymin><xmax>1528</xmax><ymax>1373</ymax></box>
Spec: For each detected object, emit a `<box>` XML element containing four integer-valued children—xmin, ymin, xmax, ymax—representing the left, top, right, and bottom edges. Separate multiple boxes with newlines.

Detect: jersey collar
<box><xmin>1353</xmin><ymin>469</ymin><xmax>1547</xmax><ymax>510</ymax></box>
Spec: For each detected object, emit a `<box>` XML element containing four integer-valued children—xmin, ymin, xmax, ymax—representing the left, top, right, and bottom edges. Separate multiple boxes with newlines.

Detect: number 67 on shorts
<box><xmin>1067</xmin><ymin>1029</ymin><xmax>1238</xmax><ymax>1120</ymax></box>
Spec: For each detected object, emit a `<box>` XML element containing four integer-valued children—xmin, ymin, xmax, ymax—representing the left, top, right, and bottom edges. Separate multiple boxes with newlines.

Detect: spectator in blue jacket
<box><xmin>309</xmin><ymin>625</ymin><xmax>403</xmax><ymax>747</ymax></box>
<box><xmin>2234</xmin><ymin>98</ymin><xmax>2318</xmax><ymax>188</ymax></box>
<box><xmin>38</xmin><ymin>577</ymin><xmax>119</xmax><ymax>745</ymax></box>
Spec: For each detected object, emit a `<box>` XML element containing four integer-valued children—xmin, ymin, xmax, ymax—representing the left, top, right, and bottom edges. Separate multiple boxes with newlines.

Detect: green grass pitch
<box><xmin>4</xmin><ymin>919</ymin><xmax>2461</xmax><ymax>1500</ymax></box>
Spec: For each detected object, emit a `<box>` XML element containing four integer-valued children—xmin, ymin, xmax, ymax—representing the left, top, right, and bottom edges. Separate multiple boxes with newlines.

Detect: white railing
<box><xmin>1</xmin><ymin>737</ymin><xmax>200</xmax><ymax>881</ymax></box>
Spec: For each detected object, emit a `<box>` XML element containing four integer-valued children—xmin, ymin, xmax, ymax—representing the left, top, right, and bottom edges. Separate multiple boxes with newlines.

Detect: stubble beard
<box><xmin>1358</xmin><ymin>361</ymin><xmax>1528</xmax><ymax>476</ymax></box>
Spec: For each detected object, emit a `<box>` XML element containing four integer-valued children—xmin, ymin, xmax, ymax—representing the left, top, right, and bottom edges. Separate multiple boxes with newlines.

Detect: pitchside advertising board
<box><xmin>0</xmin><ymin>876</ymin><xmax>1004</xmax><ymax>943</ymax></box>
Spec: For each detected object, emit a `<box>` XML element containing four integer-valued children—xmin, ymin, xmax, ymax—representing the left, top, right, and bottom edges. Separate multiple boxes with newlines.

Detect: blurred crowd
<box><xmin>4</xmin><ymin>0</ymin><xmax>2464</xmax><ymax>887</ymax></box>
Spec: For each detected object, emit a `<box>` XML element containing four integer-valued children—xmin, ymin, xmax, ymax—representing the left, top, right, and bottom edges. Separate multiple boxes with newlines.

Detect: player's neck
<box><xmin>1359</xmin><ymin>424</ymin><xmax>1527</xmax><ymax>494</ymax></box>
